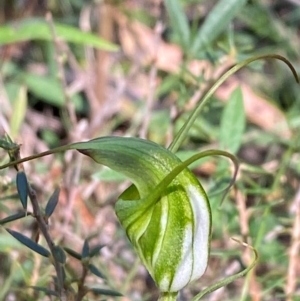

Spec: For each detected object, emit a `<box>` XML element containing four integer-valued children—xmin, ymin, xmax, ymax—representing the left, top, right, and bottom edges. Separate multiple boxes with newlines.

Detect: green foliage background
<box><xmin>0</xmin><ymin>0</ymin><xmax>300</xmax><ymax>300</ymax></box>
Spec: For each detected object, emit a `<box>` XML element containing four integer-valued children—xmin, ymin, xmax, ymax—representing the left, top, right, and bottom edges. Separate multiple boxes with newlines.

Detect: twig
<box><xmin>285</xmin><ymin>187</ymin><xmax>300</xmax><ymax>300</ymax></box>
<box><xmin>45</xmin><ymin>11</ymin><xmax>85</xmax><ymax>236</ymax></box>
<box><xmin>236</xmin><ymin>190</ymin><xmax>249</xmax><ymax>240</ymax></box>
<box><xmin>45</xmin><ymin>11</ymin><xmax>77</xmax><ymax>130</ymax></box>
<box><xmin>236</xmin><ymin>190</ymin><xmax>262</xmax><ymax>301</ymax></box>
<box><xmin>14</xmin><ymin>152</ymin><xmax>65</xmax><ymax>298</ymax></box>
<box><xmin>139</xmin><ymin>21</ymin><xmax>164</xmax><ymax>139</ymax></box>
<box><xmin>76</xmin><ymin>264</ymin><xmax>89</xmax><ymax>301</ymax></box>
<box><xmin>0</xmin><ymin>72</ymin><xmax>11</xmax><ymax>134</ymax></box>
<box><xmin>93</xmin><ymin>2</ymin><xmax>114</xmax><ymax>119</ymax></box>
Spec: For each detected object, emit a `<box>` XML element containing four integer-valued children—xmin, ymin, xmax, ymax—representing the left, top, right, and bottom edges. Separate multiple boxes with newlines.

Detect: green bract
<box><xmin>74</xmin><ymin>137</ymin><xmax>212</xmax><ymax>293</ymax></box>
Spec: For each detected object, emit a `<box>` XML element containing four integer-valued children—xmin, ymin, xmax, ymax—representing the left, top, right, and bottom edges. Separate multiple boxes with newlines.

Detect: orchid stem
<box><xmin>158</xmin><ymin>292</ymin><xmax>178</xmax><ymax>301</ymax></box>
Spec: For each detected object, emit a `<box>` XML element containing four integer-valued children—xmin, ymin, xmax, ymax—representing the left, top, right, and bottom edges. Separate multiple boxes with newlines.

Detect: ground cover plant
<box><xmin>0</xmin><ymin>1</ymin><xmax>300</xmax><ymax>300</ymax></box>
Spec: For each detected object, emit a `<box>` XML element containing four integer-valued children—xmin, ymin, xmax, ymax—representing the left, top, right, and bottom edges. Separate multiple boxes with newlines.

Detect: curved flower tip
<box><xmin>74</xmin><ymin>136</ymin><xmax>212</xmax><ymax>293</ymax></box>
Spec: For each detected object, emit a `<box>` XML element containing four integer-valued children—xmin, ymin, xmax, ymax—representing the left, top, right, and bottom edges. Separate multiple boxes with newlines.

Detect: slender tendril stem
<box><xmin>169</xmin><ymin>54</ymin><xmax>299</xmax><ymax>153</ymax></box>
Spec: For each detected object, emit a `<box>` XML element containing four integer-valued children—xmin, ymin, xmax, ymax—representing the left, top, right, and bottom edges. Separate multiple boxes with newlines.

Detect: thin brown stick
<box><xmin>236</xmin><ymin>190</ymin><xmax>262</xmax><ymax>301</ymax></box>
<box><xmin>27</xmin><ymin>185</ymin><xmax>65</xmax><ymax>294</ymax></box>
<box><xmin>45</xmin><ymin>11</ymin><xmax>85</xmax><ymax>238</ymax></box>
<box><xmin>76</xmin><ymin>265</ymin><xmax>89</xmax><ymax>301</ymax></box>
<box><xmin>236</xmin><ymin>190</ymin><xmax>249</xmax><ymax>240</ymax></box>
<box><xmin>93</xmin><ymin>2</ymin><xmax>114</xmax><ymax>120</ymax></box>
<box><xmin>285</xmin><ymin>187</ymin><xmax>300</xmax><ymax>300</ymax></box>
<box><xmin>139</xmin><ymin>21</ymin><xmax>164</xmax><ymax>139</ymax></box>
<box><xmin>45</xmin><ymin>11</ymin><xmax>77</xmax><ymax>130</ymax></box>
<box><xmin>14</xmin><ymin>152</ymin><xmax>65</xmax><ymax>298</ymax></box>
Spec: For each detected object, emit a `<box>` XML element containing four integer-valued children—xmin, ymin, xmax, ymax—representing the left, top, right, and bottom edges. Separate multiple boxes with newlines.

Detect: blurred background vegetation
<box><xmin>0</xmin><ymin>0</ymin><xmax>300</xmax><ymax>300</ymax></box>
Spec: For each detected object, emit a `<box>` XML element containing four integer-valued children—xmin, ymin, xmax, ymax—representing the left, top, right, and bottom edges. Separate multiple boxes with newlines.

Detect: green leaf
<box><xmin>5</xmin><ymin>228</ymin><xmax>50</xmax><ymax>257</ymax></box>
<box><xmin>89</xmin><ymin>244</ymin><xmax>105</xmax><ymax>257</ymax></box>
<box><xmin>5</xmin><ymin>133</ymin><xmax>14</xmax><ymax>143</ymax></box>
<box><xmin>88</xmin><ymin>264</ymin><xmax>106</xmax><ymax>279</ymax></box>
<box><xmin>219</xmin><ymin>86</ymin><xmax>245</xmax><ymax>154</ymax></box>
<box><xmin>0</xmin><ymin>139</ymin><xmax>13</xmax><ymax>150</ymax></box>
<box><xmin>21</xmin><ymin>73</ymin><xmax>84</xmax><ymax>110</ymax></box>
<box><xmin>0</xmin><ymin>211</ymin><xmax>28</xmax><ymax>225</ymax></box>
<box><xmin>191</xmin><ymin>0</ymin><xmax>247</xmax><ymax>54</ymax></box>
<box><xmin>0</xmin><ymin>18</ymin><xmax>118</xmax><ymax>51</ymax></box>
<box><xmin>238</xmin><ymin>4</ymin><xmax>281</xmax><ymax>43</ymax></box>
<box><xmin>52</xmin><ymin>245</ymin><xmax>66</xmax><ymax>264</ymax></box>
<box><xmin>16</xmin><ymin>171</ymin><xmax>28</xmax><ymax>210</ymax></box>
<box><xmin>87</xmin><ymin>286</ymin><xmax>122</xmax><ymax>297</ymax></box>
<box><xmin>45</xmin><ymin>188</ymin><xmax>60</xmax><ymax>218</ymax></box>
<box><xmin>9</xmin><ymin>86</ymin><xmax>27</xmax><ymax>139</ymax></box>
<box><xmin>0</xmin><ymin>134</ymin><xmax>19</xmax><ymax>158</ymax></box>
<box><xmin>28</xmin><ymin>286</ymin><xmax>59</xmax><ymax>297</ymax></box>
<box><xmin>0</xmin><ymin>230</ymin><xmax>27</xmax><ymax>250</ymax></box>
<box><xmin>164</xmin><ymin>0</ymin><xmax>190</xmax><ymax>50</ymax></box>
<box><xmin>82</xmin><ymin>239</ymin><xmax>90</xmax><ymax>259</ymax></box>
<box><xmin>64</xmin><ymin>247</ymin><xmax>82</xmax><ymax>260</ymax></box>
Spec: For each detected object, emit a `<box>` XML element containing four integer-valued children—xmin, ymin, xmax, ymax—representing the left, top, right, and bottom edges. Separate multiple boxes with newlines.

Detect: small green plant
<box><xmin>0</xmin><ymin>54</ymin><xmax>298</xmax><ymax>300</ymax></box>
<box><xmin>0</xmin><ymin>137</ymin><xmax>122</xmax><ymax>300</ymax></box>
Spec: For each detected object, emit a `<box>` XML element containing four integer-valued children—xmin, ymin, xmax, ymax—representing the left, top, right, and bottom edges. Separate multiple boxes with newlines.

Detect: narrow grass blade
<box><xmin>64</xmin><ymin>247</ymin><xmax>82</xmax><ymax>260</ymax></box>
<box><xmin>28</xmin><ymin>286</ymin><xmax>59</xmax><ymax>297</ymax></box>
<box><xmin>10</xmin><ymin>86</ymin><xmax>27</xmax><ymax>139</ymax></box>
<box><xmin>191</xmin><ymin>0</ymin><xmax>247</xmax><ymax>54</ymax></box>
<box><xmin>164</xmin><ymin>0</ymin><xmax>190</xmax><ymax>50</ymax></box>
<box><xmin>87</xmin><ymin>286</ymin><xmax>123</xmax><ymax>297</ymax></box>
<box><xmin>88</xmin><ymin>264</ymin><xmax>106</xmax><ymax>279</ymax></box>
<box><xmin>0</xmin><ymin>18</ymin><xmax>118</xmax><ymax>51</ymax></box>
<box><xmin>21</xmin><ymin>73</ymin><xmax>83</xmax><ymax>109</ymax></box>
<box><xmin>220</xmin><ymin>86</ymin><xmax>246</xmax><ymax>154</ymax></box>
<box><xmin>0</xmin><ymin>211</ymin><xmax>28</xmax><ymax>225</ymax></box>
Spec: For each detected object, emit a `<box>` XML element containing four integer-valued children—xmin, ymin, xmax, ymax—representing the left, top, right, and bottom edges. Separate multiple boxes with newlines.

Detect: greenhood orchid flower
<box><xmin>74</xmin><ymin>137</ymin><xmax>212</xmax><ymax>294</ymax></box>
<box><xmin>0</xmin><ymin>54</ymin><xmax>297</xmax><ymax>301</ymax></box>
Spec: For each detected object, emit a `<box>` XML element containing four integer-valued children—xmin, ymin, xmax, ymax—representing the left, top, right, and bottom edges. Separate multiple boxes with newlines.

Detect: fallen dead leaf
<box><xmin>114</xmin><ymin>9</ymin><xmax>182</xmax><ymax>73</ymax></box>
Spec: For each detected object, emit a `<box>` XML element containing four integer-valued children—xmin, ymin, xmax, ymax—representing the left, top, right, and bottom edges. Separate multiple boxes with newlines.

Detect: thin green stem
<box><xmin>150</xmin><ymin>149</ymin><xmax>239</xmax><ymax>209</ymax></box>
<box><xmin>168</xmin><ymin>54</ymin><xmax>299</xmax><ymax>153</ymax></box>
<box><xmin>27</xmin><ymin>184</ymin><xmax>65</xmax><ymax>297</ymax></box>
<box><xmin>158</xmin><ymin>292</ymin><xmax>178</xmax><ymax>301</ymax></box>
<box><xmin>191</xmin><ymin>238</ymin><xmax>258</xmax><ymax>301</ymax></box>
<box><xmin>0</xmin><ymin>144</ymin><xmax>71</xmax><ymax>170</ymax></box>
